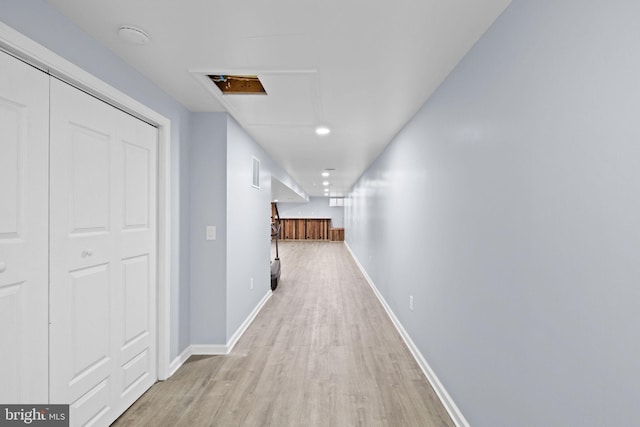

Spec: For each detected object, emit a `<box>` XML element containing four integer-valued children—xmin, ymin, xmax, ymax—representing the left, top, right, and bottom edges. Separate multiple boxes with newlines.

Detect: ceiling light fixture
<box><xmin>322</xmin><ymin>171</ymin><xmax>330</xmax><ymax>177</ymax></box>
<box><xmin>322</xmin><ymin>181</ymin><xmax>330</xmax><ymax>186</ymax></box>
<box><xmin>315</xmin><ymin>126</ymin><xmax>331</xmax><ymax>136</ymax></box>
<box><xmin>118</xmin><ymin>25</ymin><xmax>151</xmax><ymax>45</ymax></box>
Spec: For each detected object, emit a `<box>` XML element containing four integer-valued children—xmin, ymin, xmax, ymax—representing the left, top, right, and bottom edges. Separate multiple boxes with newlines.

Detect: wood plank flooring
<box><xmin>113</xmin><ymin>241</ymin><xmax>454</xmax><ymax>427</ymax></box>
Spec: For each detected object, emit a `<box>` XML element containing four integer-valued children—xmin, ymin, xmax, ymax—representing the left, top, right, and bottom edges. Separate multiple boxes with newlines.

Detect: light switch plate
<box><xmin>206</xmin><ymin>225</ymin><xmax>216</xmax><ymax>240</ymax></box>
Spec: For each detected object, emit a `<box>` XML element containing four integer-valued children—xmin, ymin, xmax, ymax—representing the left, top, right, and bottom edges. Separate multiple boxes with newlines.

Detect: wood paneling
<box><xmin>305</xmin><ymin>219</ymin><xmax>329</xmax><ymax>240</ymax></box>
<box><xmin>329</xmin><ymin>227</ymin><xmax>344</xmax><ymax>241</ymax></box>
<box><xmin>283</xmin><ymin>219</ymin><xmax>298</xmax><ymax>240</ymax></box>
<box><xmin>271</xmin><ymin>210</ymin><xmax>341</xmax><ymax>241</ymax></box>
<box><xmin>278</xmin><ymin>218</ymin><xmax>333</xmax><ymax>240</ymax></box>
<box><xmin>295</xmin><ymin>219</ymin><xmax>306</xmax><ymax>239</ymax></box>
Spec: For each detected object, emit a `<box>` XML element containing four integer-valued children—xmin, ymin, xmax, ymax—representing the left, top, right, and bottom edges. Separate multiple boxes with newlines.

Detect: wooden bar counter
<box><xmin>274</xmin><ymin>218</ymin><xmax>344</xmax><ymax>241</ymax></box>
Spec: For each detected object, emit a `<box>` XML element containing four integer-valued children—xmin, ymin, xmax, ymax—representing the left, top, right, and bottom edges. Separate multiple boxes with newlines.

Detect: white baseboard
<box><xmin>167</xmin><ymin>290</ymin><xmax>273</xmax><ymax>377</ymax></box>
<box><xmin>344</xmin><ymin>242</ymin><xmax>470</xmax><ymax>427</ymax></box>
<box><xmin>167</xmin><ymin>344</ymin><xmax>227</xmax><ymax>378</ymax></box>
<box><xmin>227</xmin><ymin>290</ymin><xmax>272</xmax><ymax>353</ymax></box>
<box><xmin>190</xmin><ymin>344</ymin><xmax>228</xmax><ymax>355</ymax></box>
<box><xmin>168</xmin><ymin>346</ymin><xmax>194</xmax><ymax>377</ymax></box>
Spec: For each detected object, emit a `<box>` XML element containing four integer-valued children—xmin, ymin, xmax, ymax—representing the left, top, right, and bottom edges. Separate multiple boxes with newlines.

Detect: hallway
<box><xmin>113</xmin><ymin>241</ymin><xmax>453</xmax><ymax>426</ymax></box>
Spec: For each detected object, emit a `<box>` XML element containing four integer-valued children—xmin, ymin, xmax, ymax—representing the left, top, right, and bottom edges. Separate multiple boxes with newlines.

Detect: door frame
<box><xmin>0</xmin><ymin>21</ymin><xmax>173</xmax><ymax>380</ymax></box>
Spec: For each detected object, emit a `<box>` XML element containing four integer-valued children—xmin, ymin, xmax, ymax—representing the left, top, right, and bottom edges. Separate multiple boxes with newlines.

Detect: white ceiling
<box><xmin>45</xmin><ymin>0</ymin><xmax>511</xmax><ymax>198</ymax></box>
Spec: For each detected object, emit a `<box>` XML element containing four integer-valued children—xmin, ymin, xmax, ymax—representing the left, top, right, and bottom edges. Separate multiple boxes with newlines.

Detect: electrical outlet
<box><xmin>250</xmin><ymin>277</ymin><xmax>254</xmax><ymax>290</ymax></box>
<box><xmin>409</xmin><ymin>295</ymin><xmax>414</xmax><ymax>311</ymax></box>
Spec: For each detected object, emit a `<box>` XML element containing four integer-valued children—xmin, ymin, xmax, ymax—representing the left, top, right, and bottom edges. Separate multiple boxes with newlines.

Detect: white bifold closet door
<box><xmin>49</xmin><ymin>78</ymin><xmax>158</xmax><ymax>426</ymax></box>
<box><xmin>0</xmin><ymin>50</ymin><xmax>49</xmax><ymax>403</ymax></box>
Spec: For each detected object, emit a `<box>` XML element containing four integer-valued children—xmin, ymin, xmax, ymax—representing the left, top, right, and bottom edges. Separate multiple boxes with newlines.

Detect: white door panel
<box><xmin>50</xmin><ymin>78</ymin><xmax>157</xmax><ymax>426</ymax></box>
<box><xmin>50</xmin><ymin>80</ymin><xmax>118</xmax><ymax>426</ymax></box>
<box><xmin>69</xmin><ymin>125</ymin><xmax>112</xmax><ymax>234</ymax></box>
<box><xmin>0</xmin><ymin>51</ymin><xmax>49</xmax><ymax>403</ymax></box>
<box><xmin>114</xmin><ymin>107</ymin><xmax>157</xmax><ymax>418</ymax></box>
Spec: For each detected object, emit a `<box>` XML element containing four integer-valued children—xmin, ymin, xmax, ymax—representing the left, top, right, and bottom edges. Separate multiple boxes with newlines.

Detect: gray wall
<box><xmin>345</xmin><ymin>0</ymin><xmax>640</xmax><ymax>425</ymax></box>
<box><xmin>278</xmin><ymin>197</ymin><xmax>344</xmax><ymax>228</ymax></box>
<box><xmin>0</xmin><ymin>0</ymin><xmax>193</xmax><ymax>360</ymax></box>
<box><xmin>226</xmin><ymin>116</ymin><xmax>273</xmax><ymax>338</ymax></box>
<box><xmin>190</xmin><ymin>114</ymin><xmax>308</xmax><ymax>344</ymax></box>
<box><xmin>189</xmin><ymin>113</ymin><xmax>228</xmax><ymax>344</ymax></box>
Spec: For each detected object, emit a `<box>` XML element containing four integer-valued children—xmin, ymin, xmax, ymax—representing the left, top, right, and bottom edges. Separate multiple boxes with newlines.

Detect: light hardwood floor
<box><xmin>113</xmin><ymin>241</ymin><xmax>454</xmax><ymax>427</ymax></box>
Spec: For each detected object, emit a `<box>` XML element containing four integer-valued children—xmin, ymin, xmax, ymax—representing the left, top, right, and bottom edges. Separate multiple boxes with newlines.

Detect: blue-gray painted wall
<box><xmin>226</xmin><ymin>117</ymin><xmax>273</xmax><ymax>338</ymax></box>
<box><xmin>189</xmin><ymin>113</ymin><xmax>228</xmax><ymax>345</ymax></box>
<box><xmin>346</xmin><ymin>0</ymin><xmax>640</xmax><ymax>425</ymax></box>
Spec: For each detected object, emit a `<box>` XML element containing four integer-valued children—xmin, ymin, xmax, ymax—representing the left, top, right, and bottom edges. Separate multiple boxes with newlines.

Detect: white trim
<box><xmin>168</xmin><ymin>347</ymin><xmax>193</xmax><ymax>377</ymax></box>
<box><xmin>0</xmin><ymin>21</ymin><xmax>173</xmax><ymax>381</ymax></box>
<box><xmin>190</xmin><ymin>345</ymin><xmax>229</xmax><ymax>355</ymax></box>
<box><xmin>227</xmin><ymin>290</ymin><xmax>272</xmax><ymax>353</ymax></box>
<box><xmin>344</xmin><ymin>242</ymin><xmax>470</xmax><ymax>427</ymax></box>
<box><xmin>252</xmin><ymin>156</ymin><xmax>261</xmax><ymax>189</ymax></box>
<box><xmin>156</xmin><ymin>122</ymin><xmax>172</xmax><ymax>380</ymax></box>
<box><xmin>167</xmin><ymin>345</ymin><xmax>226</xmax><ymax>377</ymax></box>
<box><xmin>168</xmin><ymin>291</ymin><xmax>273</xmax><ymax>374</ymax></box>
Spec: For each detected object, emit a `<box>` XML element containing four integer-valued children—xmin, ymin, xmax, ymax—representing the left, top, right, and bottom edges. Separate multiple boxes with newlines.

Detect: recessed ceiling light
<box><xmin>315</xmin><ymin>126</ymin><xmax>331</xmax><ymax>136</ymax></box>
<box><xmin>322</xmin><ymin>181</ymin><xmax>330</xmax><ymax>186</ymax></box>
<box><xmin>118</xmin><ymin>26</ymin><xmax>151</xmax><ymax>45</ymax></box>
<box><xmin>321</xmin><ymin>171</ymin><xmax>330</xmax><ymax>177</ymax></box>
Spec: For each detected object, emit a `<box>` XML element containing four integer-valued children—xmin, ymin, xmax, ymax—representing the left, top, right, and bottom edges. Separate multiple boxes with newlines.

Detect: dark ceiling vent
<box><xmin>208</xmin><ymin>75</ymin><xmax>267</xmax><ymax>95</ymax></box>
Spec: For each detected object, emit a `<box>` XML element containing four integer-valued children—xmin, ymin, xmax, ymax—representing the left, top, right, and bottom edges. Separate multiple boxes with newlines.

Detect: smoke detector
<box><xmin>118</xmin><ymin>26</ymin><xmax>151</xmax><ymax>45</ymax></box>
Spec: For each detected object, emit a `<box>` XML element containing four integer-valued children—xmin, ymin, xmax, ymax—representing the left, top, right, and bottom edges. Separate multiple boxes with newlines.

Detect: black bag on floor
<box><xmin>270</xmin><ymin>259</ymin><xmax>280</xmax><ymax>290</ymax></box>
